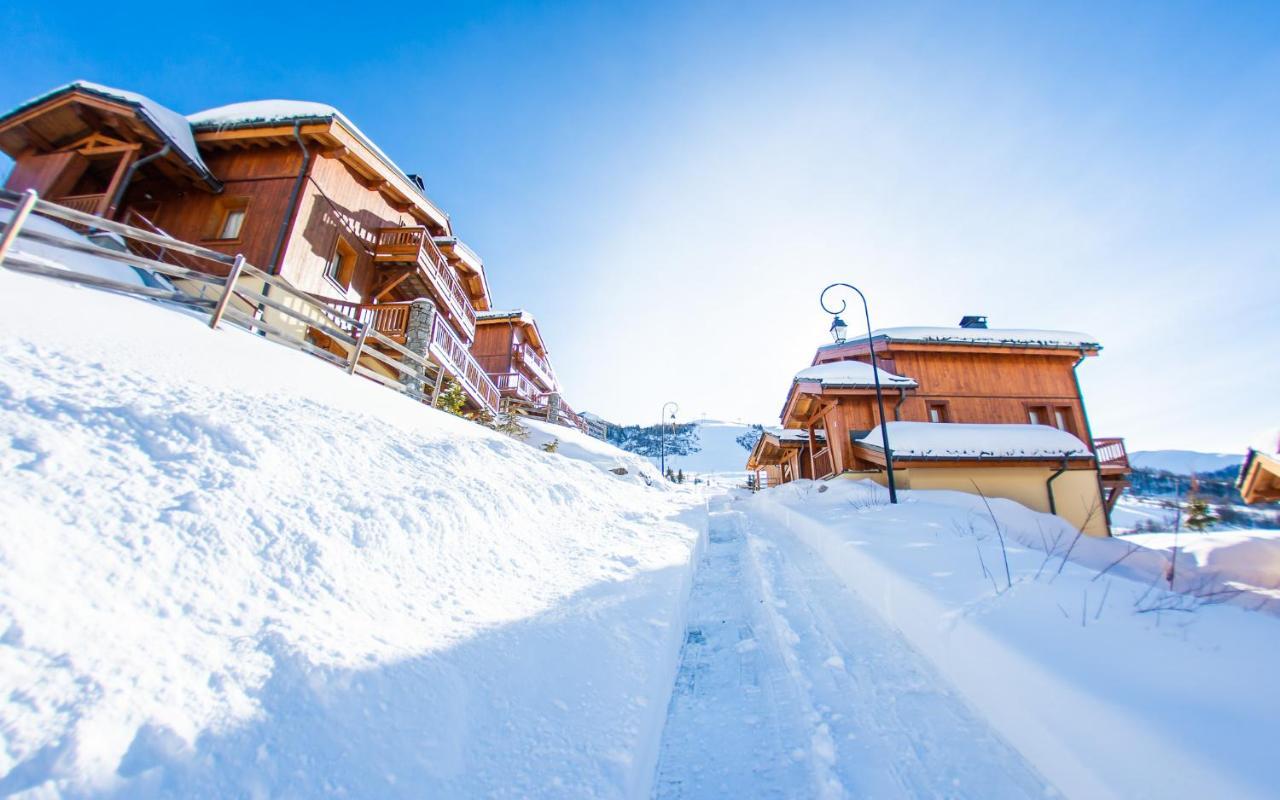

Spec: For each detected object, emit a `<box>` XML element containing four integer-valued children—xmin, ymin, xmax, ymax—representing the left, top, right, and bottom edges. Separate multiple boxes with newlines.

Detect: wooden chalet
<box><xmin>754</xmin><ymin>317</ymin><xmax>1131</xmax><ymax>536</ymax></box>
<box><xmin>0</xmin><ymin>82</ymin><xmax>503</xmax><ymax>413</ymax></box>
<box><xmin>471</xmin><ymin>310</ymin><xmax>585</xmax><ymax>430</ymax></box>
<box><xmin>746</xmin><ymin>429</ymin><xmax>822</xmax><ymax>487</ymax></box>
<box><xmin>1238</xmin><ymin>439</ymin><xmax>1280</xmax><ymax>505</ymax></box>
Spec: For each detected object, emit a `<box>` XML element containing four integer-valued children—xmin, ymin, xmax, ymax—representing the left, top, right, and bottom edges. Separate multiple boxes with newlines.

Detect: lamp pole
<box><xmin>660</xmin><ymin>401</ymin><xmax>679</xmax><ymax>477</ymax></box>
<box><xmin>820</xmin><ymin>282</ymin><xmax>898</xmax><ymax>503</ymax></box>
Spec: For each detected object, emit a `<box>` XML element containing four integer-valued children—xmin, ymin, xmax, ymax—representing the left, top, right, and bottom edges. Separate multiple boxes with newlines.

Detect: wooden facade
<box><xmin>1238</xmin><ymin>449</ymin><xmax>1280</xmax><ymax>505</ymax></box>
<box><xmin>471</xmin><ymin>310</ymin><xmax>587</xmax><ymax>430</ymax></box>
<box><xmin>0</xmin><ymin>83</ymin><xmax>511</xmax><ymax>415</ymax></box>
<box><xmin>754</xmin><ymin>322</ymin><xmax>1131</xmax><ymax>535</ymax></box>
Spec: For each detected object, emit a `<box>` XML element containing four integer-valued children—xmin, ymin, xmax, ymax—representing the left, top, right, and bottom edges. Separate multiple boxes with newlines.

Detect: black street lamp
<box><xmin>660</xmin><ymin>401</ymin><xmax>679</xmax><ymax>477</ymax></box>
<box><xmin>820</xmin><ymin>282</ymin><xmax>898</xmax><ymax>503</ymax></box>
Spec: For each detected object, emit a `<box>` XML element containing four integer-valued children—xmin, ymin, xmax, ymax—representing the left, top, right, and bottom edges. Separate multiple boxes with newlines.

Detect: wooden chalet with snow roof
<box><xmin>752</xmin><ymin>316</ymin><xmax>1130</xmax><ymax>536</ymax></box>
<box><xmin>0</xmin><ymin>81</ymin><xmax>516</xmax><ymax>416</ymax></box>
<box><xmin>471</xmin><ymin>309</ymin><xmax>586</xmax><ymax>431</ymax></box>
<box><xmin>1238</xmin><ymin>433</ymin><xmax>1280</xmax><ymax>505</ymax></box>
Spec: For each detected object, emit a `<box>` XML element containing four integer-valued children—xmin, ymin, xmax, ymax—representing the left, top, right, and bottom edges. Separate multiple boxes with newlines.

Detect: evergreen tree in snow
<box><xmin>677</xmin><ymin>469</ymin><xmax>684</xmax><ymax>484</ymax></box>
<box><xmin>1185</xmin><ymin>495</ymin><xmax>1216</xmax><ymax>532</ymax></box>
<box><xmin>434</xmin><ymin>380</ymin><xmax>468</xmax><ymax>417</ymax></box>
<box><xmin>736</xmin><ymin>424</ymin><xmax>765</xmax><ymax>451</ymax></box>
<box><xmin>492</xmin><ymin>412</ymin><xmax>529</xmax><ymax>440</ymax></box>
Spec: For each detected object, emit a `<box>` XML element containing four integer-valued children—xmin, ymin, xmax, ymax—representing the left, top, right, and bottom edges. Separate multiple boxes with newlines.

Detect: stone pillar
<box><xmin>400</xmin><ymin>298</ymin><xmax>438</xmax><ymax>392</ymax></box>
<box><xmin>545</xmin><ymin>392</ymin><xmax>561</xmax><ymax>422</ymax></box>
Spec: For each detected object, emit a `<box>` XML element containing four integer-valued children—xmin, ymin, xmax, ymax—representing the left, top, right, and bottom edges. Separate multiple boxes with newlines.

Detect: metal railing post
<box><xmin>348</xmin><ymin>321</ymin><xmax>371</xmax><ymax>375</ymax></box>
<box><xmin>0</xmin><ymin>189</ymin><xmax>39</xmax><ymax>268</ymax></box>
<box><xmin>208</xmin><ymin>254</ymin><xmax>246</xmax><ymax>330</ymax></box>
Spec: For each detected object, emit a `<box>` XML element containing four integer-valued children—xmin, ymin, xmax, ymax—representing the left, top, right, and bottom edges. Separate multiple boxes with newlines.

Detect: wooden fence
<box><xmin>0</xmin><ymin>188</ymin><xmax>447</xmax><ymax>409</ymax></box>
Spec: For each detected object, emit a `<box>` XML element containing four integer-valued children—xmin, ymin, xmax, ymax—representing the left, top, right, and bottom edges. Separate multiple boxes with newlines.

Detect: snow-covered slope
<box><xmin>0</xmin><ymin>269</ymin><xmax>705</xmax><ymax>797</ymax></box>
<box><xmin>1129</xmin><ymin>449</ymin><xmax>1244</xmax><ymax>474</ymax></box>
<box><xmin>658</xmin><ymin>419</ymin><xmax>761</xmax><ymax>476</ymax></box>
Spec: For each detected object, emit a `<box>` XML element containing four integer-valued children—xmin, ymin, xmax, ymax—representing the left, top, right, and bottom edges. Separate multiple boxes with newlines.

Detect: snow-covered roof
<box><xmin>188</xmin><ymin>100</ymin><xmax>446</xmax><ymax>224</ymax></box>
<box><xmin>4</xmin><ymin>81</ymin><xmax>216</xmax><ymax>188</ymax></box>
<box><xmin>477</xmin><ymin>309</ymin><xmax>532</xmax><ymax>324</ymax></box>
<box><xmin>794</xmin><ymin>360</ymin><xmax>917</xmax><ymax>389</ymax></box>
<box><xmin>768</xmin><ymin>427</ymin><xmax>825</xmax><ymax>443</ymax></box>
<box><xmin>821</xmin><ymin>326</ymin><xmax>1100</xmax><ymax>351</ymax></box>
<box><xmin>858</xmin><ymin>422</ymin><xmax>1092</xmax><ymax>460</ymax></box>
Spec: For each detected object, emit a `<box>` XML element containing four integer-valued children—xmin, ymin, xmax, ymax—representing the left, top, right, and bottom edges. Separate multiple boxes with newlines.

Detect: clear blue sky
<box><xmin>3</xmin><ymin>1</ymin><xmax>1277</xmax><ymax>451</ymax></box>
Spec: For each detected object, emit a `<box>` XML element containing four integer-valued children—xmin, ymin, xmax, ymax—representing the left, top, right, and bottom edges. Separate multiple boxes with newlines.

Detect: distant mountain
<box><xmin>609</xmin><ymin>418</ymin><xmax>767</xmax><ymax>475</ymax></box>
<box><xmin>1128</xmin><ymin>450</ymin><xmax>1244</xmax><ymax>475</ymax></box>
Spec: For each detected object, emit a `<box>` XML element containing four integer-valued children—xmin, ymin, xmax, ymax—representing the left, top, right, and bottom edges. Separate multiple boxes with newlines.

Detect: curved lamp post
<box><xmin>660</xmin><ymin>401</ymin><xmax>679</xmax><ymax>477</ymax></box>
<box><xmin>820</xmin><ymin>283</ymin><xmax>898</xmax><ymax>503</ymax></box>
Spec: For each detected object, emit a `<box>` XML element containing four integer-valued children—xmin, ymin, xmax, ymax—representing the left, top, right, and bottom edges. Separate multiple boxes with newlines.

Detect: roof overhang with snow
<box><xmin>476</xmin><ymin>309</ymin><xmax>550</xmax><ymax>353</ymax></box>
<box><xmin>780</xmin><ymin>360</ymin><xmax>916</xmax><ymax>428</ymax></box>
<box><xmin>434</xmin><ymin>236</ymin><xmax>490</xmax><ymax>311</ymax></box>
<box><xmin>0</xmin><ymin>82</ymin><xmax>221</xmax><ymax>191</ymax></box>
<box><xmin>851</xmin><ymin>422</ymin><xmax>1095</xmax><ymax>467</ymax></box>
<box><xmin>1238</xmin><ymin>449</ymin><xmax>1280</xmax><ymax>505</ymax></box>
<box><xmin>816</xmin><ymin>327</ymin><xmax>1101</xmax><ymax>360</ymax></box>
<box><xmin>746</xmin><ymin>428</ymin><xmax>822</xmax><ymax>469</ymax></box>
<box><xmin>188</xmin><ymin>101</ymin><xmax>452</xmax><ymax>235</ymax></box>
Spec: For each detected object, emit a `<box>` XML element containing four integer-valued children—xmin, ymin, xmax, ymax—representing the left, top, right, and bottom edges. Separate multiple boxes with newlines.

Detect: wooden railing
<box><xmin>0</xmin><ymin>188</ymin><xmax>448</xmax><ymax>413</ymax></box>
<box><xmin>53</xmin><ymin>193</ymin><xmax>107</xmax><ymax>216</ymax></box>
<box><xmin>318</xmin><ymin>298</ymin><xmax>413</xmax><ymax>342</ymax></box>
<box><xmin>812</xmin><ymin>446</ymin><xmax>834</xmax><ymax>479</ymax></box>
<box><xmin>374</xmin><ymin>226</ymin><xmax>476</xmax><ymax>338</ymax></box>
<box><xmin>505</xmin><ymin>393</ymin><xmax>588</xmax><ymax>433</ymax></box>
<box><xmin>1094</xmin><ymin>437</ymin><xmax>1130</xmax><ymax>473</ymax></box>
<box><xmin>429</xmin><ymin>313</ymin><xmax>500</xmax><ymax>413</ymax></box>
<box><xmin>495</xmin><ymin>370</ymin><xmax>540</xmax><ymax>400</ymax></box>
<box><xmin>513</xmin><ymin>342</ymin><xmax>558</xmax><ymax>392</ymax></box>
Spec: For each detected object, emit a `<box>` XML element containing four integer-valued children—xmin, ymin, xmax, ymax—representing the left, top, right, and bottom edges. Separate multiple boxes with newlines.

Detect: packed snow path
<box><xmin>653</xmin><ymin>494</ymin><xmax>1050</xmax><ymax>799</ymax></box>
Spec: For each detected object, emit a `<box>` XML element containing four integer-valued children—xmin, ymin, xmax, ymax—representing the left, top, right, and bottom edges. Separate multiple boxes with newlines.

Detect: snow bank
<box><xmin>793</xmin><ymin>360</ymin><xmax>916</xmax><ymax>388</ymax></box>
<box><xmin>862</xmin><ymin>421</ymin><xmax>1091</xmax><ymax>458</ymax></box>
<box><xmin>750</xmin><ymin>480</ymin><xmax>1280</xmax><ymax>800</ymax></box>
<box><xmin>0</xmin><ymin>268</ymin><xmax>705</xmax><ymax>797</ymax></box>
<box><xmin>519</xmin><ymin>417</ymin><xmax>667</xmax><ymax>485</ymax></box>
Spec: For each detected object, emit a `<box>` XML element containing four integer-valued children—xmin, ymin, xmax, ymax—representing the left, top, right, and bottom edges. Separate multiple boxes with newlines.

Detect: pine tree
<box><xmin>676</xmin><ymin>469</ymin><xmax>684</xmax><ymax>484</ymax></box>
<box><xmin>666</xmin><ymin>467</ymin><xmax>675</xmax><ymax>482</ymax></box>
<box><xmin>434</xmin><ymin>379</ymin><xmax>468</xmax><ymax>417</ymax></box>
<box><xmin>1184</xmin><ymin>496</ymin><xmax>1216</xmax><ymax>532</ymax></box>
<box><xmin>542</xmin><ymin>438</ymin><xmax>559</xmax><ymax>453</ymax></box>
<box><xmin>493</xmin><ymin>413</ymin><xmax>529</xmax><ymax>440</ymax></box>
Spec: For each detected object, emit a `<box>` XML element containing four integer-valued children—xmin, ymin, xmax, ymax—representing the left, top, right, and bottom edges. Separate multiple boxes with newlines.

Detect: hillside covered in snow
<box><xmin>0</xmin><ymin>268</ymin><xmax>705</xmax><ymax>797</ymax></box>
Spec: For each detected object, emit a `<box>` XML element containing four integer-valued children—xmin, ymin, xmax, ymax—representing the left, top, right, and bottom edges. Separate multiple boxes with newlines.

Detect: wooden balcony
<box><xmin>429</xmin><ymin>313</ymin><xmax>500</xmax><ymax>413</ymax></box>
<box><xmin>513</xmin><ymin>342</ymin><xmax>558</xmax><ymax>393</ymax></box>
<box><xmin>812</xmin><ymin>446</ymin><xmax>835</xmax><ymax>479</ymax></box>
<box><xmin>53</xmin><ymin>193</ymin><xmax>109</xmax><ymax>216</ymax></box>
<box><xmin>495</xmin><ymin>370</ymin><xmax>541</xmax><ymax>401</ymax></box>
<box><xmin>318</xmin><ymin>298</ymin><xmax>413</xmax><ymax>343</ymax></box>
<box><xmin>374</xmin><ymin>227</ymin><xmax>476</xmax><ymax>340</ymax></box>
<box><xmin>1093</xmin><ymin>437</ymin><xmax>1130</xmax><ymax>475</ymax></box>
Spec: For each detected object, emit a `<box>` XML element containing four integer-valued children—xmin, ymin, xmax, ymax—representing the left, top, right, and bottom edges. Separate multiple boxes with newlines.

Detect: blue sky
<box><xmin>3</xmin><ymin>1</ymin><xmax>1277</xmax><ymax>451</ymax></box>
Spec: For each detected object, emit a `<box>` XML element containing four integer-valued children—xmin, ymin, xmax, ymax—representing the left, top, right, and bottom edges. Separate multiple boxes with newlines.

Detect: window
<box><xmin>209</xmin><ymin>197</ymin><xmax>249</xmax><ymax>241</ymax></box>
<box><xmin>1028</xmin><ymin>405</ymin><xmax>1050</xmax><ymax>426</ymax></box>
<box><xmin>1028</xmin><ymin>404</ymin><xmax>1077</xmax><ymax>435</ymax></box>
<box><xmin>325</xmin><ymin>237</ymin><xmax>358</xmax><ymax>291</ymax></box>
<box><xmin>927</xmin><ymin>401</ymin><xmax>950</xmax><ymax>423</ymax></box>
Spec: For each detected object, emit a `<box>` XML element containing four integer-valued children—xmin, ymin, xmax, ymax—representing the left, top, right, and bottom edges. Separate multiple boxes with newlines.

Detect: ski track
<box><xmin>653</xmin><ymin>493</ymin><xmax>1052</xmax><ymax>799</ymax></box>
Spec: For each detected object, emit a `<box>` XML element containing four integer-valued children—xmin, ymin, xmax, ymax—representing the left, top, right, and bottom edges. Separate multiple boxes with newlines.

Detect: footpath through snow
<box><xmin>0</xmin><ymin>268</ymin><xmax>705</xmax><ymax>798</ymax></box>
<box><xmin>653</xmin><ymin>494</ymin><xmax>1047</xmax><ymax>799</ymax></box>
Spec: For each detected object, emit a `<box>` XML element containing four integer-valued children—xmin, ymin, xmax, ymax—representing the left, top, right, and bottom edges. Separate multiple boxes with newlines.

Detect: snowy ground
<box><xmin>742</xmin><ymin>480</ymin><xmax>1280</xmax><ymax>799</ymax></box>
<box><xmin>0</xmin><ymin>268</ymin><xmax>706</xmax><ymax>797</ymax></box>
<box><xmin>653</xmin><ymin>494</ymin><xmax>1047</xmax><ymax>799</ymax></box>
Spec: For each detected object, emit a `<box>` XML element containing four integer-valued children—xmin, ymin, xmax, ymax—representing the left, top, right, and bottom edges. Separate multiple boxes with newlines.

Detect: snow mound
<box><xmin>0</xmin><ymin>268</ymin><xmax>704</xmax><ymax>797</ymax></box>
<box><xmin>794</xmin><ymin>360</ymin><xmax>916</xmax><ymax>388</ymax></box>
<box><xmin>519</xmin><ymin>417</ymin><xmax>666</xmax><ymax>484</ymax></box>
<box><xmin>863</xmin><ymin>421</ymin><xmax>1090</xmax><ymax>458</ymax></box>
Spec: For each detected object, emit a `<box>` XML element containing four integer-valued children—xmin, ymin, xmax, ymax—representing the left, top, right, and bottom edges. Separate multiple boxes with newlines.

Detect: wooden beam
<box><xmin>373</xmin><ymin>268</ymin><xmax>414</xmax><ymax>301</ymax></box>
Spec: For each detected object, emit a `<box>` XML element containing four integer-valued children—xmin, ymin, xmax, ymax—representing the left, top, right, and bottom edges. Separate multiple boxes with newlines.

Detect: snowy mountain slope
<box><xmin>0</xmin><ymin>269</ymin><xmax>705</xmax><ymax>798</ymax></box>
<box><xmin>1129</xmin><ymin>449</ymin><xmax>1244</xmax><ymax>474</ymax></box>
<box><xmin>646</xmin><ymin>419</ymin><xmax>761</xmax><ymax>475</ymax></box>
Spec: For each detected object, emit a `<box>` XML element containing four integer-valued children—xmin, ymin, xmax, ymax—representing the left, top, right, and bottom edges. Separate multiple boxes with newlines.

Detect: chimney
<box><xmin>407</xmin><ymin>173</ymin><xmax>427</xmax><ymax>192</ymax></box>
<box><xmin>959</xmin><ymin>315</ymin><xmax>988</xmax><ymax>329</ymax></box>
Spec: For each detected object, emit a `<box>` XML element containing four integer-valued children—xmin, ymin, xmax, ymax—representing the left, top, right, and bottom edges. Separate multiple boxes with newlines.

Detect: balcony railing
<box><xmin>1093</xmin><ymin>437</ymin><xmax>1130</xmax><ymax>474</ymax></box>
<box><xmin>53</xmin><ymin>193</ymin><xmax>108</xmax><ymax>216</ymax></box>
<box><xmin>374</xmin><ymin>227</ymin><xmax>475</xmax><ymax>339</ymax></box>
<box><xmin>430</xmin><ymin>313</ymin><xmax>500</xmax><ymax>413</ymax></box>
<box><xmin>513</xmin><ymin>342</ymin><xmax>558</xmax><ymax>392</ymax></box>
<box><xmin>495</xmin><ymin>371</ymin><xmax>540</xmax><ymax>400</ymax></box>
<box><xmin>318</xmin><ymin>298</ymin><xmax>413</xmax><ymax>342</ymax></box>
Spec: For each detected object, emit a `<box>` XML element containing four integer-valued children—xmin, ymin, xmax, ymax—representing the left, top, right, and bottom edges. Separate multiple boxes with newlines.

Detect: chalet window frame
<box><xmin>207</xmin><ymin>196</ymin><xmax>251</xmax><ymax>242</ymax></box>
<box><xmin>1025</xmin><ymin>402</ymin><xmax>1051</xmax><ymax>427</ymax></box>
<box><xmin>926</xmin><ymin>400</ymin><xmax>952</xmax><ymax>423</ymax></box>
<box><xmin>324</xmin><ymin>236</ymin><xmax>359</xmax><ymax>293</ymax></box>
